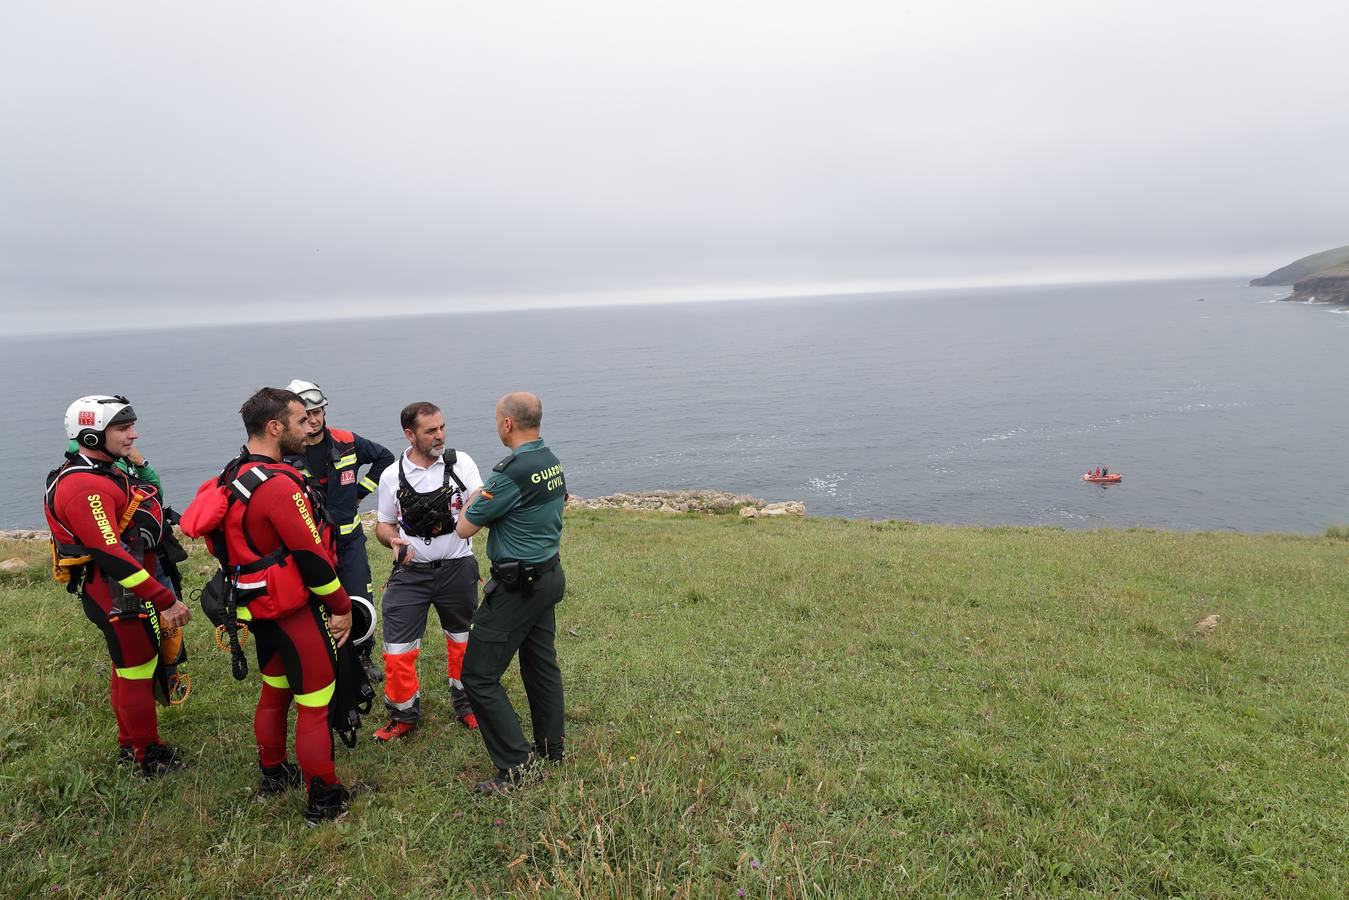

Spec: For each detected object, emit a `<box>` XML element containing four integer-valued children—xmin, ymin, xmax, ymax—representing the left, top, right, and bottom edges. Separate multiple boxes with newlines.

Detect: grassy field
<box><xmin>1</xmin><ymin>512</ymin><xmax>1346</xmax><ymax>897</ymax></box>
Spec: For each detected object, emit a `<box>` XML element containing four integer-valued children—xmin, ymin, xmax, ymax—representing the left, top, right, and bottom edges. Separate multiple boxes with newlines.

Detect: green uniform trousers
<box><xmin>462</xmin><ymin>564</ymin><xmax>565</xmax><ymax>771</ymax></box>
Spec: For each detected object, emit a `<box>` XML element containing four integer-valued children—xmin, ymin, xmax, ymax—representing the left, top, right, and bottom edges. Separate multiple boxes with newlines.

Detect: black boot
<box><xmin>358</xmin><ymin>645</ymin><xmax>384</xmax><ymax>685</ymax></box>
<box><xmin>257</xmin><ymin>761</ymin><xmax>303</xmax><ymax>797</ymax></box>
<box><xmin>116</xmin><ymin>745</ymin><xmax>134</xmax><ymax>767</ymax></box>
<box><xmin>138</xmin><ymin>744</ymin><xmax>186</xmax><ymax>778</ymax></box>
<box><xmin>471</xmin><ymin>753</ymin><xmax>541</xmax><ymax>796</ymax></box>
<box><xmin>304</xmin><ymin>778</ymin><xmax>353</xmax><ymax>825</ymax></box>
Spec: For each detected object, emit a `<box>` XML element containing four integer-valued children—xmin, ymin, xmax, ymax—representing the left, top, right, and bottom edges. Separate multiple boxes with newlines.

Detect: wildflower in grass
<box><xmin>737</xmin><ymin>891</ymin><xmax>745</xmax><ymax>897</ymax></box>
<box><xmin>494</xmin><ymin>818</ymin><xmax>504</xmax><ymax>827</ymax></box>
<box><xmin>751</xmin><ymin>859</ymin><xmax>760</xmax><ymax>870</ymax></box>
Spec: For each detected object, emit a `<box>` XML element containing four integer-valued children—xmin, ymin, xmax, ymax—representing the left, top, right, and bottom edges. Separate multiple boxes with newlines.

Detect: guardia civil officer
<box><xmin>44</xmin><ymin>396</ymin><xmax>192</xmax><ymax>777</ymax></box>
<box><xmin>372</xmin><ymin>401</ymin><xmax>484</xmax><ymax>741</ymax></box>
<box><xmin>284</xmin><ymin>379</ymin><xmax>393</xmax><ymax>682</ymax></box>
<box><xmin>456</xmin><ymin>392</ymin><xmax>567</xmax><ymax>794</ymax></box>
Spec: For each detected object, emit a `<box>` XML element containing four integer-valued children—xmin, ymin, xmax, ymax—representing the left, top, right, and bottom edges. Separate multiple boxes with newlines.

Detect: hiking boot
<box><xmin>257</xmin><ymin>761</ymin><xmax>303</xmax><ymax>797</ymax></box>
<box><xmin>116</xmin><ymin>745</ymin><xmax>135</xmax><ymax>767</ymax></box>
<box><xmin>303</xmin><ymin>777</ymin><xmax>377</xmax><ymax>826</ymax></box>
<box><xmin>472</xmin><ymin>769</ymin><xmax>521</xmax><ymax>796</ymax></box>
<box><xmin>471</xmin><ymin>754</ymin><xmax>540</xmax><ymax>796</ymax></box>
<box><xmin>450</xmin><ymin>686</ymin><xmax>475</xmax><ymax>729</ymax></box>
<box><xmin>373</xmin><ymin>719</ymin><xmax>416</xmax><ymax>742</ymax></box>
<box><xmin>138</xmin><ymin>743</ymin><xmax>186</xmax><ymax>778</ymax></box>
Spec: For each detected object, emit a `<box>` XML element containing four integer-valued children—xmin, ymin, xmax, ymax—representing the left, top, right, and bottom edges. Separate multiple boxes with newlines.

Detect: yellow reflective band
<box><xmin>359</xmin><ymin>477</ymin><xmax>377</xmax><ymax>492</ymax></box>
<box><xmin>311</xmin><ymin>577</ymin><xmax>342</xmax><ymax>596</ymax></box>
<box><xmin>118</xmin><ymin>569</ymin><xmax>151</xmax><ymax>589</ymax></box>
<box><xmin>236</xmin><ymin>606</ymin><xmax>254</xmax><ymax>621</ymax></box>
<box><xmin>295</xmin><ymin>680</ymin><xmax>335</xmax><ymax>708</ymax></box>
<box><xmin>339</xmin><ymin>515</ymin><xmax>362</xmax><ymax>535</ymax></box>
<box><xmin>116</xmin><ymin>657</ymin><xmax>158</xmax><ymax>680</ymax></box>
<box><xmin>262</xmin><ymin>673</ymin><xmax>290</xmax><ymax>689</ymax></box>
<box><xmin>335</xmin><ymin>454</ymin><xmax>357</xmax><ymax>469</ymax></box>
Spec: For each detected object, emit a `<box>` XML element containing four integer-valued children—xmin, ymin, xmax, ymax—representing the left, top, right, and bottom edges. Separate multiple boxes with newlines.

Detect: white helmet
<box><xmin>65</xmin><ymin>395</ymin><xmax>137</xmax><ymax>451</ymax></box>
<box><xmin>286</xmin><ymin>379</ymin><xmax>328</xmax><ymax>411</ymax></box>
<box><xmin>349</xmin><ymin>595</ymin><xmax>378</xmax><ymax>647</ymax></box>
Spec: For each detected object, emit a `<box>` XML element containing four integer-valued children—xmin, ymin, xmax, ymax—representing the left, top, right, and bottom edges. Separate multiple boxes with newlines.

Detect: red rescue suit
<box><xmin>185</xmin><ymin>455</ymin><xmax>353</xmax><ymax>786</ymax></box>
<box><xmin>45</xmin><ymin>454</ymin><xmax>178</xmax><ymax>762</ymax></box>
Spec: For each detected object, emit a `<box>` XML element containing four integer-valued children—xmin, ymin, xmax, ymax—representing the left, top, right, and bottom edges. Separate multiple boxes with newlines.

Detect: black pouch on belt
<box><xmin>491</xmin><ymin>561</ymin><xmax>522</xmax><ymax>590</ymax></box>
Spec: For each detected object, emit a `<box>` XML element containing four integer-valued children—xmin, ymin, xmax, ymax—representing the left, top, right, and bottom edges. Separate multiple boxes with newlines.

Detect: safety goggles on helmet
<box><xmin>285</xmin><ymin>379</ymin><xmax>328</xmax><ymax>411</ymax></box>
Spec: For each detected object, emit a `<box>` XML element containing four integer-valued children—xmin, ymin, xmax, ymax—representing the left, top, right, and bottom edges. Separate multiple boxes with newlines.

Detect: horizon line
<box><xmin>1</xmin><ymin>265</ymin><xmax>1267</xmax><ymax>338</ymax></box>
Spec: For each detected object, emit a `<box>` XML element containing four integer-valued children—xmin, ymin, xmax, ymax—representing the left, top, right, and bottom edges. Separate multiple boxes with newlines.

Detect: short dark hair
<box><xmin>400</xmin><ymin>401</ymin><xmax>441</xmax><ymax>432</ymax></box>
<box><xmin>240</xmin><ymin>387</ymin><xmax>303</xmax><ymax>438</ymax></box>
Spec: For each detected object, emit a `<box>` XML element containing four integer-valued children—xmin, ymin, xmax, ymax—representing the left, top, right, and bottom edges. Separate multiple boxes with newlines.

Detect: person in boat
<box><xmin>1102</xmin><ymin>467</ymin><xmax>1109</xmax><ymax>477</ymax></box>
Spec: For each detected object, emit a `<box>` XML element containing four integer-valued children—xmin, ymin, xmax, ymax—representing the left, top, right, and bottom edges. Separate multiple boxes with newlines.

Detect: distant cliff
<box><xmin>1250</xmin><ymin>245</ymin><xmax>1349</xmax><ymax>286</ymax></box>
<box><xmin>1289</xmin><ymin>263</ymin><xmax>1349</xmax><ymax>304</ymax></box>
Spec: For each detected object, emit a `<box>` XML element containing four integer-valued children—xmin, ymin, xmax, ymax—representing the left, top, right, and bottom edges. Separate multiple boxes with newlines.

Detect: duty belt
<box><xmin>490</xmin><ymin>554</ymin><xmax>560</xmax><ymax>592</ymax></box>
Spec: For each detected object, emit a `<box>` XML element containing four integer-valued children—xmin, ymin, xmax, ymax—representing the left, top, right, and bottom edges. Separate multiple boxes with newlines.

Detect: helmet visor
<box><xmin>104</xmin><ymin>397</ymin><xmax>137</xmax><ymax>428</ymax></box>
<box><xmin>297</xmin><ymin>388</ymin><xmax>327</xmax><ymax>410</ymax></box>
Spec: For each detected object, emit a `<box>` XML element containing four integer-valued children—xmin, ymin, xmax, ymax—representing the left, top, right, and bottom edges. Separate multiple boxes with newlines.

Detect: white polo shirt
<box><xmin>376</xmin><ymin>448</ymin><xmax>484</xmax><ymax>562</ymax></box>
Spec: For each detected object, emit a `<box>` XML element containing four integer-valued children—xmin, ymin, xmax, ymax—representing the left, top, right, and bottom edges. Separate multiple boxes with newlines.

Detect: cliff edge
<box><xmin>1250</xmin><ymin>245</ymin><xmax>1349</xmax><ymax>286</ymax></box>
<box><xmin>1289</xmin><ymin>262</ymin><xmax>1349</xmax><ymax>304</ymax></box>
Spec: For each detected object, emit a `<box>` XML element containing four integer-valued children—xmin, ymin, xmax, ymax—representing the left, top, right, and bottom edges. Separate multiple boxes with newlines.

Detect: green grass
<box><xmin>1</xmin><ymin>513</ymin><xmax>1347</xmax><ymax>897</ymax></box>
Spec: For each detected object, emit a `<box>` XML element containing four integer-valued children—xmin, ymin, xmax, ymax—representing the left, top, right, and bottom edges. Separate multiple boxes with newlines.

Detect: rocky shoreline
<box><xmin>1287</xmin><ymin>264</ymin><xmax>1349</xmax><ymax>304</ymax></box>
<box><xmin>565</xmin><ymin>490</ymin><xmax>804</xmax><ymax>517</ymax></box>
<box><xmin>0</xmin><ymin>491</ymin><xmax>806</xmax><ymax>546</ymax></box>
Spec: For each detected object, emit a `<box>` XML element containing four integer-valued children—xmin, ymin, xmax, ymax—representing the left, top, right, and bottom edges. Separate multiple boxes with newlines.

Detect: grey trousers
<box><xmin>380</xmin><ymin>556</ymin><xmax>479</xmax><ymax>723</ymax></box>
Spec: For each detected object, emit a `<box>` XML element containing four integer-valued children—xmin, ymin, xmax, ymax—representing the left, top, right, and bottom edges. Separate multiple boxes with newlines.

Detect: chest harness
<box><xmin>396</xmin><ymin>449</ymin><xmax>466</xmax><ymax>542</ymax></box>
<box><xmin>191</xmin><ymin>454</ymin><xmax>322</xmax><ymax>679</ymax></box>
<box><xmin>45</xmin><ymin>454</ymin><xmax>189</xmax><ymax>705</ymax></box>
<box><xmin>44</xmin><ymin>453</ymin><xmax>163</xmax><ymax>592</ymax></box>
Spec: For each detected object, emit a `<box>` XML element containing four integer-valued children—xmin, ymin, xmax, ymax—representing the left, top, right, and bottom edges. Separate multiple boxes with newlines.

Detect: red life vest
<box><xmin>181</xmin><ymin>455</ymin><xmax>336</xmax><ymax>621</ymax></box>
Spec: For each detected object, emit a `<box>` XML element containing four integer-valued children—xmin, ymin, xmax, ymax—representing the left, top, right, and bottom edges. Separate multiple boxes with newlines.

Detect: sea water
<box><xmin>5</xmin><ymin>277</ymin><xmax>1346</xmax><ymax>532</ymax></box>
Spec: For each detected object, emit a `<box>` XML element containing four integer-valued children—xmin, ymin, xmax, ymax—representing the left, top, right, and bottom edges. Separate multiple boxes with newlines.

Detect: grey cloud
<box><xmin>2</xmin><ymin>0</ymin><xmax>1347</xmax><ymax>330</ymax></box>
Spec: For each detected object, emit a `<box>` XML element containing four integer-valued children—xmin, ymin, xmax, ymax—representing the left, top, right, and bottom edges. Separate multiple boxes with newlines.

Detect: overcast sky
<box><xmin>3</xmin><ymin>1</ymin><xmax>1347</xmax><ymax>333</ymax></box>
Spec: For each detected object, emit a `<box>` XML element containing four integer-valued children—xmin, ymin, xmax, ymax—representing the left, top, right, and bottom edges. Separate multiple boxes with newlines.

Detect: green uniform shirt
<box><xmin>464</xmin><ymin>438</ymin><xmax>565</xmax><ymax>564</ymax></box>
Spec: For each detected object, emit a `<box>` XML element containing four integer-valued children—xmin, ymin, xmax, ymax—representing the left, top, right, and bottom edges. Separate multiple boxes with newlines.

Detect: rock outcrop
<box><xmin>566</xmin><ymin>490</ymin><xmax>803</xmax><ymax>515</ymax></box>
<box><xmin>1289</xmin><ymin>263</ymin><xmax>1349</xmax><ymax>304</ymax></box>
<box><xmin>739</xmin><ymin>501</ymin><xmax>806</xmax><ymax>518</ymax></box>
<box><xmin>1251</xmin><ymin>245</ymin><xmax>1349</xmax><ymax>286</ymax></box>
<box><xmin>0</xmin><ymin>530</ymin><xmax>48</xmax><ymax>542</ymax></box>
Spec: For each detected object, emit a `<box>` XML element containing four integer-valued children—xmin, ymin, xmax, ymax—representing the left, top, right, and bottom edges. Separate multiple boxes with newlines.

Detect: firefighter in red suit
<box><xmin>184</xmin><ymin>387</ymin><xmax>367</xmax><ymax>824</ymax></box>
<box><xmin>44</xmin><ymin>395</ymin><xmax>193</xmax><ymax>777</ymax></box>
